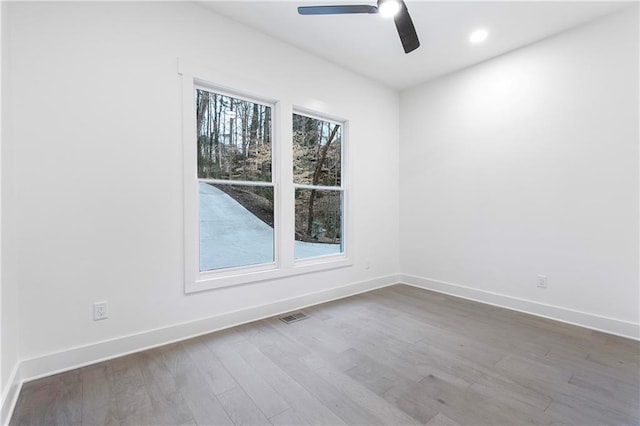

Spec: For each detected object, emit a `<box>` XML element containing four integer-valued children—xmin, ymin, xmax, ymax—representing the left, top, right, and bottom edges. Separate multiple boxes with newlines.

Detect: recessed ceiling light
<box><xmin>378</xmin><ymin>0</ymin><xmax>401</xmax><ymax>18</ymax></box>
<box><xmin>469</xmin><ymin>29</ymin><xmax>489</xmax><ymax>44</ymax></box>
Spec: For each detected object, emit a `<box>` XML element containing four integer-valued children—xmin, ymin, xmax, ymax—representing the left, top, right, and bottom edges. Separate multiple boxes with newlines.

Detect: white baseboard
<box><xmin>18</xmin><ymin>274</ymin><xmax>400</xmax><ymax>385</ymax></box>
<box><xmin>400</xmin><ymin>274</ymin><xmax>640</xmax><ymax>341</ymax></box>
<box><xmin>0</xmin><ymin>362</ymin><xmax>21</xmax><ymax>426</ymax></box>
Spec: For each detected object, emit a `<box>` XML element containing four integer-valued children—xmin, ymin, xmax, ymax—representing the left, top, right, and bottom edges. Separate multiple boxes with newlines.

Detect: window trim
<box><xmin>181</xmin><ymin>63</ymin><xmax>352</xmax><ymax>294</ymax></box>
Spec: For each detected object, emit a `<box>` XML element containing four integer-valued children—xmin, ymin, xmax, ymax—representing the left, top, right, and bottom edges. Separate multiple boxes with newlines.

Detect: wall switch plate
<box><xmin>93</xmin><ymin>301</ymin><xmax>108</xmax><ymax>320</ymax></box>
<box><xmin>536</xmin><ymin>275</ymin><xmax>548</xmax><ymax>289</ymax></box>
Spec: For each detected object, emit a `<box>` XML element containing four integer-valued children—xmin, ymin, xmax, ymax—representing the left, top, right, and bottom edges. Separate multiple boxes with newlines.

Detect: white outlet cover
<box><xmin>93</xmin><ymin>301</ymin><xmax>109</xmax><ymax>321</ymax></box>
<box><xmin>536</xmin><ymin>275</ymin><xmax>548</xmax><ymax>289</ymax></box>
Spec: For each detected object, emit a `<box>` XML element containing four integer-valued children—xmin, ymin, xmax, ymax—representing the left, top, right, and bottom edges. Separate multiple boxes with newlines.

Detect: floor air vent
<box><xmin>279</xmin><ymin>312</ymin><xmax>309</xmax><ymax>324</ymax></box>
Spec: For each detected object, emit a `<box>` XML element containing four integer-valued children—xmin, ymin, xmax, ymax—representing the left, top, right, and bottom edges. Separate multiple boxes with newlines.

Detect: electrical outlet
<box><xmin>365</xmin><ymin>258</ymin><xmax>371</xmax><ymax>270</ymax></box>
<box><xmin>536</xmin><ymin>275</ymin><xmax>547</xmax><ymax>289</ymax></box>
<box><xmin>93</xmin><ymin>301</ymin><xmax>108</xmax><ymax>321</ymax></box>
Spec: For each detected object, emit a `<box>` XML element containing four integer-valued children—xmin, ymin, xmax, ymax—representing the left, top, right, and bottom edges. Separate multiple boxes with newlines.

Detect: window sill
<box><xmin>185</xmin><ymin>255</ymin><xmax>352</xmax><ymax>294</ymax></box>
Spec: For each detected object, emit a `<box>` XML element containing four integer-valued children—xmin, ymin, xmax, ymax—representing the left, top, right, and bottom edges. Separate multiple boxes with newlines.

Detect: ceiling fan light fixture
<box><xmin>378</xmin><ymin>0</ymin><xmax>401</xmax><ymax>18</ymax></box>
<box><xmin>469</xmin><ymin>28</ymin><xmax>489</xmax><ymax>44</ymax></box>
<box><xmin>297</xmin><ymin>0</ymin><xmax>419</xmax><ymax>54</ymax></box>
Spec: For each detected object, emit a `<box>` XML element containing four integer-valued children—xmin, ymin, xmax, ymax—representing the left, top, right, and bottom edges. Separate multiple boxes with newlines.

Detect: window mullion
<box><xmin>278</xmin><ymin>102</ymin><xmax>296</xmax><ymax>269</ymax></box>
<box><xmin>293</xmin><ymin>183</ymin><xmax>343</xmax><ymax>191</ymax></box>
<box><xmin>199</xmin><ymin>179</ymin><xmax>275</xmax><ymax>188</ymax></box>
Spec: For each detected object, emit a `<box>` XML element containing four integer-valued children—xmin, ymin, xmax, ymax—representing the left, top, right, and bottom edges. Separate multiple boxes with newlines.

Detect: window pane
<box><xmin>199</xmin><ymin>182</ymin><xmax>274</xmax><ymax>271</ymax></box>
<box><xmin>196</xmin><ymin>89</ymin><xmax>272</xmax><ymax>182</ymax></box>
<box><xmin>293</xmin><ymin>114</ymin><xmax>341</xmax><ymax>186</ymax></box>
<box><xmin>294</xmin><ymin>188</ymin><xmax>343</xmax><ymax>259</ymax></box>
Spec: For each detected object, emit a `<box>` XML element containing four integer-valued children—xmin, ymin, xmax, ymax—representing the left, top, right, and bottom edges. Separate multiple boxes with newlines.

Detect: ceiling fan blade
<box><xmin>394</xmin><ymin>1</ymin><xmax>420</xmax><ymax>53</ymax></box>
<box><xmin>298</xmin><ymin>5</ymin><xmax>378</xmax><ymax>15</ymax></box>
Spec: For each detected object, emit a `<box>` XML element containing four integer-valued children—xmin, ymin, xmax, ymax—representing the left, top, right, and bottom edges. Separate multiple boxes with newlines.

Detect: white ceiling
<box><xmin>200</xmin><ymin>1</ymin><xmax>630</xmax><ymax>90</ymax></box>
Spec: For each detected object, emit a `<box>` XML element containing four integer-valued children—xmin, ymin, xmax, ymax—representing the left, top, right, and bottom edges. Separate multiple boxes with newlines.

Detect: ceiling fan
<box><xmin>297</xmin><ymin>0</ymin><xmax>420</xmax><ymax>54</ymax></box>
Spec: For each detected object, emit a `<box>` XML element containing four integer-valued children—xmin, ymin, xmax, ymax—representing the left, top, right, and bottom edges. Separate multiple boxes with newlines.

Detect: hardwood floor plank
<box><xmin>545</xmin><ymin>397</ymin><xmax>636</xmax><ymax>426</ymax></box>
<box><xmin>10</xmin><ymin>371</ymin><xmax>82</xmax><ymax>426</ymax></box>
<box><xmin>568</xmin><ymin>369</ymin><xmax>640</xmax><ymax>409</ymax></box>
<box><xmin>206</xmin><ymin>332</ymin><xmax>290</xmax><ymax>419</ymax></box>
<box><xmin>425</xmin><ymin>412</ymin><xmax>461</xmax><ymax>426</ymax></box>
<box><xmin>8</xmin><ymin>390</ymin><xmax>33</xmax><ymax>426</ymax></box>
<box><xmin>81</xmin><ymin>362</ymin><xmax>118</xmax><ymax>426</ymax></box>
<box><xmin>464</xmin><ymin>380</ymin><xmax>555</xmax><ymax>424</ymax></box>
<box><xmin>9</xmin><ymin>377</ymin><xmax>55</xmax><ymax>426</ymax></box>
<box><xmin>183</xmin><ymin>336</ymin><xmax>237</xmax><ymax>395</ymax></box>
<box><xmin>216</xmin><ymin>386</ymin><xmax>272</xmax><ymax>426</ymax></box>
<box><xmin>312</xmin><ymin>365</ymin><xmax>419</xmax><ymax>425</ymax></box>
<box><xmin>494</xmin><ymin>353</ymin><xmax>573</xmax><ymax>385</ymax></box>
<box><xmin>386</xmin><ymin>374</ymin><xmax>517</xmax><ymax>426</ymax></box>
<box><xmin>262</xmin><ymin>316</ymin><xmax>354</xmax><ymax>368</ymax></box>
<box><xmin>466</xmin><ymin>369</ymin><xmax>552</xmax><ymax>411</ymax></box>
<box><xmin>160</xmin><ymin>342</ymin><xmax>234</xmax><ymax>426</ymax></box>
<box><xmin>324</xmin><ymin>309</ymin><xmax>476</xmax><ymax>390</ymax></box>
<box><xmin>268</xmin><ymin>408</ymin><xmax>310</xmax><ymax>426</ymax></box>
<box><xmin>250</xmin><ymin>319</ymin><xmax>355</xmax><ymax>373</ymax></box>
<box><xmin>256</xmin><ymin>342</ymin><xmax>389</xmax><ymax>425</ymax></box>
<box><xmin>233</xmin><ymin>337</ymin><xmax>347</xmax><ymax>426</ymax></box>
<box><xmin>137</xmin><ymin>348</ymin><xmax>196</xmax><ymax>425</ymax></box>
<box><xmin>342</xmin><ymin>348</ymin><xmax>408</xmax><ymax>395</ymax></box>
<box><xmin>110</xmin><ymin>354</ymin><xmax>159</xmax><ymax>425</ymax></box>
<box><xmin>585</xmin><ymin>347</ymin><xmax>640</xmax><ymax>379</ymax></box>
<box><xmin>53</xmin><ymin>370</ymin><xmax>83</xmax><ymax>425</ymax></box>
<box><xmin>382</xmin><ymin>389</ymin><xmax>442</xmax><ymax>424</ymax></box>
<box><xmin>321</xmin><ymin>314</ymin><xmax>432</xmax><ymax>382</ymax></box>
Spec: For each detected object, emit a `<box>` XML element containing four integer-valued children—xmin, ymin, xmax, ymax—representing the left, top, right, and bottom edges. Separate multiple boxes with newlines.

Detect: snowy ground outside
<box><xmin>199</xmin><ymin>183</ymin><xmax>341</xmax><ymax>271</ymax></box>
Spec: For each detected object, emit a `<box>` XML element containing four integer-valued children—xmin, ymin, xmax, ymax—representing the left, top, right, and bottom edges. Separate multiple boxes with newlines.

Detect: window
<box><xmin>293</xmin><ymin>113</ymin><xmax>344</xmax><ymax>260</ymax></box>
<box><xmin>195</xmin><ymin>87</ymin><xmax>275</xmax><ymax>272</ymax></box>
<box><xmin>181</xmin><ymin>67</ymin><xmax>351</xmax><ymax>292</ymax></box>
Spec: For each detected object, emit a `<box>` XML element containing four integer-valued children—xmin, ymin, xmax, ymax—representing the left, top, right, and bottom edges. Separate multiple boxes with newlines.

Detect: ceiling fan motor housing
<box><xmin>297</xmin><ymin>0</ymin><xmax>420</xmax><ymax>54</ymax></box>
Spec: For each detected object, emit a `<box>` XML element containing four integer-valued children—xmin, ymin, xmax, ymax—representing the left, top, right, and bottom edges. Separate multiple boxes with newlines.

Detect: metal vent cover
<box><xmin>279</xmin><ymin>312</ymin><xmax>309</xmax><ymax>324</ymax></box>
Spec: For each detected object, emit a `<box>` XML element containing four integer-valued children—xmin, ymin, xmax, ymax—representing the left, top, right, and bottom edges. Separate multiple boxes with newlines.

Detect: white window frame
<box><xmin>181</xmin><ymin>62</ymin><xmax>352</xmax><ymax>294</ymax></box>
<box><xmin>194</xmin><ymin>84</ymin><xmax>279</xmax><ymax>276</ymax></box>
<box><xmin>292</xmin><ymin>109</ymin><xmax>348</xmax><ymax>265</ymax></box>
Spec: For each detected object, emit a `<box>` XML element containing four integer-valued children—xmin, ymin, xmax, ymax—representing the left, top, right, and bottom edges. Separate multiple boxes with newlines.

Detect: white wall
<box><xmin>2</xmin><ymin>1</ymin><xmax>400</xmax><ymax>371</ymax></box>
<box><xmin>0</xmin><ymin>0</ymin><xmax>3</xmax><ymax>395</ymax></box>
<box><xmin>1</xmin><ymin>0</ymin><xmax>22</xmax><ymax>419</ymax></box>
<box><xmin>400</xmin><ymin>7</ymin><xmax>639</xmax><ymax>337</ymax></box>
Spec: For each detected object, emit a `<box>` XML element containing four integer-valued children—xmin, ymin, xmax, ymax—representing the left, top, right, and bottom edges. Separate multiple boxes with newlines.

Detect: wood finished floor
<box><xmin>10</xmin><ymin>285</ymin><xmax>640</xmax><ymax>426</ymax></box>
